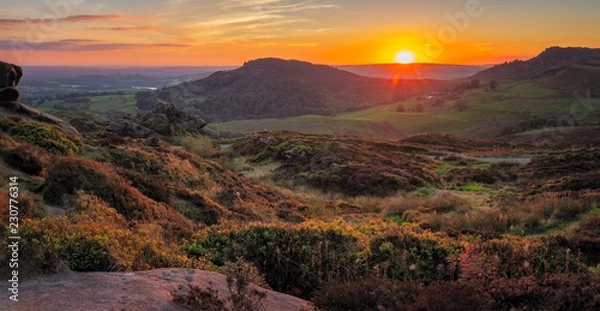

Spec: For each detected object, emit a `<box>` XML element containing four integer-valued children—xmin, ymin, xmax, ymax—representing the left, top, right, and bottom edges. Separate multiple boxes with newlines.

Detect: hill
<box><xmin>538</xmin><ymin>64</ymin><xmax>600</xmax><ymax>95</ymax></box>
<box><xmin>472</xmin><ymin>46</ymin><xmax>600</xmax><ymax>83</ymax></box>
<box><xmin>338</xmin><ymin>63</ymin><xmax>487</xmax><ymax>80</ymax></box>
<box><xmin>3</xmin><ymin>59</ymin><xmax>600</xmax><ymax>310</ymax></box>
<box><xmin>151</xmin><ymin>58</ymin><xmax>454</xmax><ymax>122</ymax></box>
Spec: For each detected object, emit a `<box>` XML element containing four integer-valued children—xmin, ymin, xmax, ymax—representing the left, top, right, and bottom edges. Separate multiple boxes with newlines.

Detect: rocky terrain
<box><xmin>3</xmin><ymin>269</ymin><xmax>314</xmax><ymax>311</ymax></box>
<box><xmin>106</xmin><ymin>100</ymin><xmax>208</xmax><ymax>138</ymax></box>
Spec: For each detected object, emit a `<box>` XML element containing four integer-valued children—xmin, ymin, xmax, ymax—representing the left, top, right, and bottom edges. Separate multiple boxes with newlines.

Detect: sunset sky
<box><xmin>1</xmin><ymin>0</ymin><xmax>599</xmax><ymax>66</ymax></box>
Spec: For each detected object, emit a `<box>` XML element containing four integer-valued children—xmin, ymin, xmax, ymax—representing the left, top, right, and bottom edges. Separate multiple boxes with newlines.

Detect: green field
<box><xmin>36</xmin><ymin>92</ymin><xmax>138</xmax><ymax>116</ymax></box>
<box><xmin>209</xmin><ymin>81</ymin><xmax>600</xmax><ymax>139</ymax></box>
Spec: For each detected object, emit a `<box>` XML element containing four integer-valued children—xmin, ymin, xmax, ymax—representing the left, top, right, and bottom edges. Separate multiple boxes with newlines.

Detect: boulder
<box><xmin>0</xmin><ymin>61</ymin><xmax>23</xmax><ymax>102</ymax></box>
<box><xmin>108</xmin><ymin>100</ymin><xmax>208</xmax><ymax>138</ymax></box>
<box><xmin>106</xmin><ymin>119</ymin><xmax>154</xmax><ymax>138</ymax></box>
<box><xmin>136</xmin><ymin>100</ymin><xmax>208</xmax><ymax>132</ymax></box>
<box><xmin>4</xmin><ymin>269</ymin><xmax>315</xmax><ymax>311</ymax></box>
<box><xmin>0</xmin><ymin>60</ymin><xmax>80</xmax><ymax>136</ymax></box>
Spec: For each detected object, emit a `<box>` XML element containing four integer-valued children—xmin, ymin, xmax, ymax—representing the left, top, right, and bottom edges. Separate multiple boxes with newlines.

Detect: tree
<box><xmin>415</xmin><ymin>103</ymin><xmax>424</xmax><ymax>113</ymax></box>
<box><xmin>396</xmin><ymin>103</ymin><xmax>406</xmax><ymax>112</ymax></box>
<box><xmin>469</xmin><ymin>79</ymin><xmax>480</xmax><ymax>89</ymax></box>
<box><xmin>489</xmin><ymin>80</ymin><xmax>499</xmax><ymax>91</ymax></box>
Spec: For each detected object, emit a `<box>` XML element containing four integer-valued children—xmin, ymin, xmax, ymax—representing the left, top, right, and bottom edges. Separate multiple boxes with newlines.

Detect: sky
<box><xmin>0</xmin><ymin>0</ymin><xmax>599</xmax><ymax>66</ymax></box>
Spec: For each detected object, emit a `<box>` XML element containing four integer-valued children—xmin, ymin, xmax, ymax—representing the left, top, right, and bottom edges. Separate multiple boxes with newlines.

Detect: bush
<box><xmin>410</xmin><ymin>280</ymin><xmax>494</xmax><ymax>311</ymax></box>
<box><xmin>173</xmin><ymin>283</ymin><xmax>227</xmax><ymax>311</ymax></box>
<box><xmin>428</xmin><ymin>191</ymin><xmax>471</xmax><ymax>214</ymax></box>
<box><xmin>186</xmin><ymin>223</ymin><xmax>361</xmax><ymax>297</ymax></box>
<box><xmin>44</xmin><ymin>157</ymin><xmax>157</xmax><ymax>220</ymax></box>
<box><xmin>14</xmin><ymin>194</ymin><xmax>192</xmax><ymax>275</ymax></box>
<box><xmin>3</xmin><ymin>118</ymin><xmax>81</xmax><ymax>155</ymax></box>
<box><xmin>368</xmin><ymin>228</ymin><xmax>459</xmax><ymax>282</ymax></box>
<box><xmin>2</xmin><ymin>143</ymin><xmax>53</xmax><ymax>176</ymax></box>
<box><xmin>60</xmin><ymin>236</ymin><xmax>117</xmax><ymax>271</ymax></box>
<box><xmin>181</xmin><ymin>136</ymin><xmax>218</xmax><ymax>158</ymax></box>
<box><xmin>173</xmin><ymin>258</ymin><xmax>268</xmax><ymax>311</ymax></box>
<box><xmin>312</xmin><ymin>277</ymin><xmax>417</xmax><ymax>311</ymax></box>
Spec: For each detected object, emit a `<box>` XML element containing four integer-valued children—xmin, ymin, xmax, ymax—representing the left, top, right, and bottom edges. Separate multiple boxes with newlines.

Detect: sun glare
<box><xmin>394</xmin><ymin>50</ymin><xmax>416</xmax><ymax>64</ymax></box>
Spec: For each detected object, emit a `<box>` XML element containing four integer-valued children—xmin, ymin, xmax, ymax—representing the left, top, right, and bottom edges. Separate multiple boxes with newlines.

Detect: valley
<box><xmin>1</xmin><ymin>47</ymin><xmax>600</xmax><ymax>311</ymax></box>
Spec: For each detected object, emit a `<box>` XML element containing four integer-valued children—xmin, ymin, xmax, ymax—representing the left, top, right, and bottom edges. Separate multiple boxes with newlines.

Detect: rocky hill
<box><xmin>472</xmin><ymin>47</ymin><xmax>600</xmax><ymax>84</ymax></box>
<box><xmin>147</xmin><ymin>58</ymin><xmax>453</xmax><ymax>122</ymax></box>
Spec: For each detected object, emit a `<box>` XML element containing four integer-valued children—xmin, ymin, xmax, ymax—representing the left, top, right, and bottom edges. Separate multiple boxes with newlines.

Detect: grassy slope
<box><xmin>210</xmin><ymin>81</ymin><xmax>600</xmax><ymax>139</ymax></box>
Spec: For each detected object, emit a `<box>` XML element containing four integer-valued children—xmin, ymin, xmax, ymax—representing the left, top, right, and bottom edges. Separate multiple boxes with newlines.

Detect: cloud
<box><xmin>0</xmin><ymin>14</ymin><xmax>121</xmax><ymax>28</ymax></box>
<box><xmin>89</xmin><ymin>26</ymin><xmax>157</xmax><ymax>32</ymax></box>
<box><xmin>0</xmin><ymin>19</ymin><xmax>23</xmax><ymax>27</ymax></box>
<box><xmin>0</xmin><ymin>39</ymin><xmax>189</xmax><ymax>51</ymax></box>
<box><xmin>177</xmin><ymin>0</ymin><xmax>337</xmax><ymax>42</ymax></box>
<box><xmin>61</xmin><ymin>14</ymin><xmax>121</xmax><ymax>22</ymax></box>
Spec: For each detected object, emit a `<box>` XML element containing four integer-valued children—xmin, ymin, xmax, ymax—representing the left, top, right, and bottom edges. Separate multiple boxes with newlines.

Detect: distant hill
<box><xmin>472</xmin><ymin>47</ymin><xmax>600</xmax><ymax>83</ymax></box>
<box><xmin>153</xmin><ymin>58</ymin><xmax>454</xmax><ymax>122</ymax></box>
<box><xmin>339</xmin><ymin>63</ymin><xmax>488</xmax><ymax>80</ymax></box>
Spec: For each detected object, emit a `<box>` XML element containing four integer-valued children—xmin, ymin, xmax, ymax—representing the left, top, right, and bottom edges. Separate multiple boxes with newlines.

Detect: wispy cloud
<box><xmin>88</xmin><ymin>26</ymin><xmax>157</xmax><ymax>32</ymax></box>
<box><xmin>0</xmin><ymin>14</ymin><xmax>120</xmax><ymax>27</ymax></box>
<box><xmin>166</xmin><ymin>0</ymin><xmax>337</xmax><ymax>42</ymax></box>
<box><xmin>0</xmin><ymin>39</ymin><xmax>189</xmax><ymax>51</ymax></box>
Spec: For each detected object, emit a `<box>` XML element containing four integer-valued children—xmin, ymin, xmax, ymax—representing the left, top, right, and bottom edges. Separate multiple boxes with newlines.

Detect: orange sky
<box><xmin>1</xmin><ymin>0</ymin><xmax>599</xmax><ymax>66</ymax></box>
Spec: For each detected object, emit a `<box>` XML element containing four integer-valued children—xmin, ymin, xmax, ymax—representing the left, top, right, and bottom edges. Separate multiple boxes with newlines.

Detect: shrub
<box><xmin>181</xmin><ymin>136</ymin><xmax>218</xmax><ymax>158</ymax></box>
<box><xmin>410</xmin><ymin>280</ymin><xmax>495</xmax><ymax>311</ymax></box>
<box><xmin>312</xmin><ymin>277</ymin><xmax>418</xmax><ymax>311</ymax></box>
<box><xmin>44</xmin><ymin>157</ymin><xmax>157</xmax><ymax>220</ymax></box>
<box><xmin>488</xmin><ymin>274</ymin><xmax>600</xmax><ymax>310</ymax></box>
<box><xmin>4</xmin><ymin>119</ymin><xmax>81</xmax><ymax>155</ymax></box>
<box><xmin>368</xmin><ymin>228</ymin><xmax>460</xmax><ymax>282</ymax></box>
<box><xmin>574</xmin><ymin>213</ymin><xmax>600</xmax><ymax>237</ymax></box>
<box><xmin>186</xmin><ymin>222</ymin><xmax>361</xmax><ymax>297</ymax></box>
<box><xmin>428</xmin><ymin>191</ymin><xmax>471</xmax><ymax>214</ymax></box>
<box><xmin>15</xmin><ymin>194</ymin><xmax>192</xmax><ymax>275</ymax></box>
<box><xmin>2</xmin><ymin>143</ymin><xmax>53</xmax><ymax>176</ymax></box>
<box><xmin>385</xmin><ymin>196</ymin><xmax>425</xmax><ymax>218</ymax></box>
<box><xmin>172</xmin><ymin>283</ymin><xmax>227</xmax><ymax>311</ymax></box>
<box><xmin>173</xmin><ymin>258</ymin><xmax>268</xmax><ymax>311</ymax></box>
<box><xmin>60</xmin><ymin>236</ymin><xmax>117</xmax><ymax>271</ymax></box>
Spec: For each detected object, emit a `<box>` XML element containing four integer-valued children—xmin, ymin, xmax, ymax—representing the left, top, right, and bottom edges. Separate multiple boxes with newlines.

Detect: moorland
<box><xmin>1</xmin><ymin>47</ymin><xmax>600</xmax><ymax>310</ymax></box>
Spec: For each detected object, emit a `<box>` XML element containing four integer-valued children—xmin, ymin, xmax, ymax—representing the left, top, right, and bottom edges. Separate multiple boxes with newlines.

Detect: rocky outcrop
<box><xmin>5</xmin><ymin>269</ymin><xmax>314</xmax><ymax>311</ymax></box>
<box><xmin>106</xmin><ymin>100</ymin><xmax>208</xmax><ymax>138</ymax></box>
<box><xmin>0</xmin><ymin>60</ymin><xmax>80</xmax><ymax>136</ymax></box>
<box><xmin>105</xmin><ymin>118</ymin><xmax>155</xmax><ymax>138</ymax></box>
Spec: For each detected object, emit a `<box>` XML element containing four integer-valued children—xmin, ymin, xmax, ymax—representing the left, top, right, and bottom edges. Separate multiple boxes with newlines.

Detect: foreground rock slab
<box><xmin>3</xmin><ymin>268</ymin><xmax>314</xmax><ymax>311</ymax></box>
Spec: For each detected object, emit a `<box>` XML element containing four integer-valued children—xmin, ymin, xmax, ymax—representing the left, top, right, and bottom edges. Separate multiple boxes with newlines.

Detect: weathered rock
<box><xmin>0</xmin><ymin>61</ymin><xmax>22</xmax><ymax>87</ymax></box>
<box><xmin>106</xmin><ymin>119</ymin><xmax>154</xmax><ymax>138</ymax></box>
<box><xmin>109</xmin><ymin>100</ymin><xmax>208</xmax><ymax>138</ymax></box>
<box><xmin>0</xmin><ymin>60</ymin><xmax>80</xmax><ymax>136</ymax></box>
<box><xmin>3</xmin><ymin>269</ymin><xmax>315</xmax><ymax>311</ymax></box>
<box><xmin>0</xmin><ymin>61</ymin><xmax>22</xmax><ymax>102</ymax></box>
<box><xmin>0</xmin><ymin>86</ymin><xmax>20</xmax><ymax>101</ymax></box>
<box><xmin>136</xmin><ymin>101</ymin><xmax>207</xmax><ymax>132</ymax></box>
<box><xmin>202</xmin><ymin>127</ymin><xmax>221</xmax><ymax>139</ymax></box>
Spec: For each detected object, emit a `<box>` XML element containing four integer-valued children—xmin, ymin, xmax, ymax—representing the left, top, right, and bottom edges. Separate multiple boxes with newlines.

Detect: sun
<box><xmin>394</xmin><ymin>50</ymin><xmax>416</xmax><ymax>64</ymax></box>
